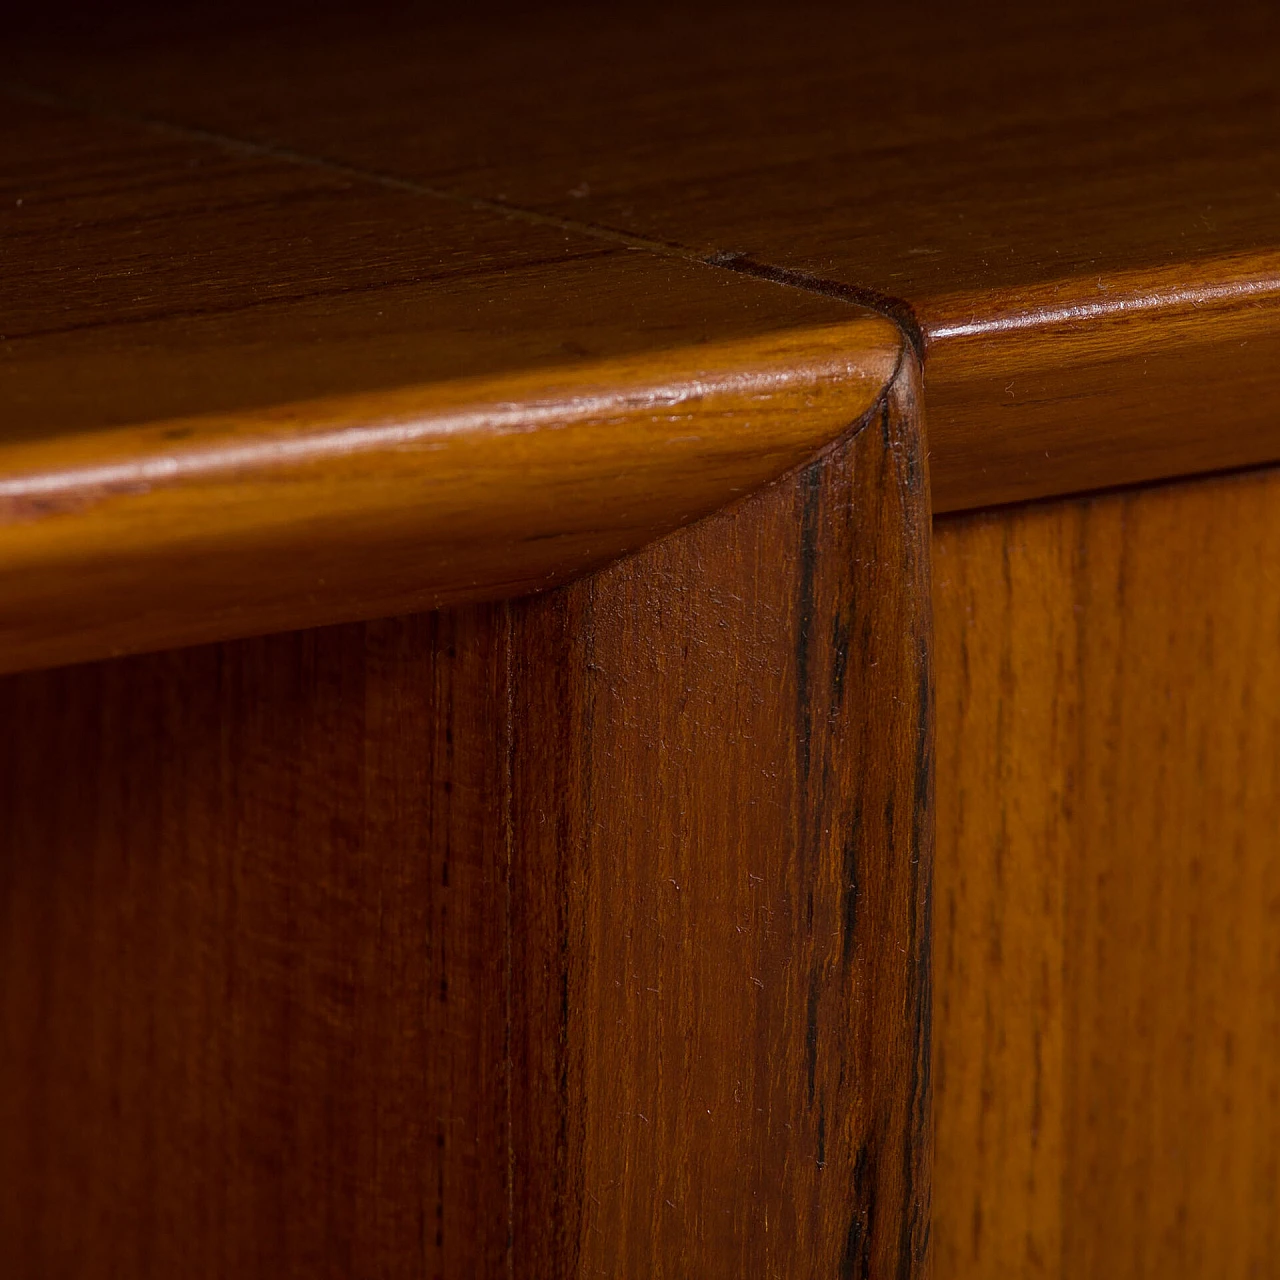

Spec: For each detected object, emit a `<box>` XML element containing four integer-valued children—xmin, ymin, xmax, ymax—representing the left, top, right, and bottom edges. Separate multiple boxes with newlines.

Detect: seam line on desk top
<box><xmin>1</xmin><ymin>77</ymin><xmax>927</xmax><ymax>361</ymax></box>
<box><xmin>0</xmin><ymin>247</ymin><xmax>621</xmax><ymax>344</ymax></box>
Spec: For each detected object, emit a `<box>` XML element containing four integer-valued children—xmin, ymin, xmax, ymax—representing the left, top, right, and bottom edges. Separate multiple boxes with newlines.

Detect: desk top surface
<box><xmin>12</xmin><ymin>2</ymin><xmax>1279</xmax><ymax>312</ymax></box>
<box><xmin>3</xmin><ymin>0</ymin><xmax>1279</xmax><ymax>668</ymax></box>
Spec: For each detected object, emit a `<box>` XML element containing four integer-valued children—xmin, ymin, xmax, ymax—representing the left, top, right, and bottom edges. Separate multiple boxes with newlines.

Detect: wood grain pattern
<box><xmin>507</xmin><ymin>354</ymin><xmax>932</xmax><ymax>1277</ymax></box>
<box><xmin>0</xmin><ymin>91</ymin><xmax>894</xmax><ymax>447</ymax></box>
<box><xmin>0</xmin><ymin>613</ymin><xmax>511</xmax><ymax>1277</ymax></box>
<box><xmin>0</xmin><ymin>357</ymin><xmax>933</xmax><ymax>1277</ymax></box>
<box><xmin>933</xmin><ymin>466</ymin><xmax>1280</xmax><ymax>1278</ymax></box>
<box><xmin>0</xmin><ymin>92</ymin><xmax>899</xmax><ymax>674</ymax></box>
<box><xmin>13</xmin><ymin>0</ymin><xmax>1280</xmax><ymax>509</ymax></box>
<box><xmin>0</xmin><ymin>316</ymin><xmax>897</xmax><ymax>675</ymax></box>
<box><xmin>923</xmin><ymin>256</ymin><xmax>1280</xmax><ymax>511</ymax></box>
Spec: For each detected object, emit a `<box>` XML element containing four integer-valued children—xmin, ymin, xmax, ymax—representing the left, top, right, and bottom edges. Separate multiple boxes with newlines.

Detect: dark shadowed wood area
<box><xmin>9</xmin><ymin>0</ymin><xmax>1280</xmax><ymax>511</ymax></box>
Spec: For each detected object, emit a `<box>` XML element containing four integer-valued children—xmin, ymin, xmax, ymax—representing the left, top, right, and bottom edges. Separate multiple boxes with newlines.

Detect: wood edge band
<box><xmin>0</xmin><ymin>316</ymin><xmax>904</xmax><ymax>673</ymax></box>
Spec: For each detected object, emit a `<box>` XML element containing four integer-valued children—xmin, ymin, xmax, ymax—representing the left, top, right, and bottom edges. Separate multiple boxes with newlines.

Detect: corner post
<box><xmin>507</xmin><ymin>354</ymin><xmax>933</xmax><ymax>1277</ymax></box>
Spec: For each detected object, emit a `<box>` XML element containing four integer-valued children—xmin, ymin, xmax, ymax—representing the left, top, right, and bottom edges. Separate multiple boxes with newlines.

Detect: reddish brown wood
<box><xmin>0</xmin><ymin>614</ymin><xmax>510</xmax><ymax>1276</ymax></box>
<box><xmin>506</xmin><ymin>355</ymin><xmax>932</xmax><ymax>1276</ymax></box>
<box><xmin>0</xmin><ymin>358</ymin><xmax>933</xmax><ymax>1276</ymax></box>
<box><xmin>933</xmin><ymin>467</ymin><xmax>1280</xmax><ymax>1278</ymax></box>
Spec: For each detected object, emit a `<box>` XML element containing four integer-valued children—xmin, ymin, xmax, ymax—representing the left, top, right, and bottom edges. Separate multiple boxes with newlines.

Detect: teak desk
<box><xmin>3</xmin><ymin>4</ymin><xmax>1279</xmax><ymax>1277</ymax></box>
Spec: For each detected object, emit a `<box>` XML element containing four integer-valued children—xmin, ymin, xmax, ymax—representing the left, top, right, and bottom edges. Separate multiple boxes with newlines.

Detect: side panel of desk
<box><xmin>933</xmin><ymin>466</ymin><xmax>1280</xmax><ymax>1278</ymax></box>
<box><xmin>0</xmin><ymin>364</ymin><xmax>933</xmax><ymax>1278</ymax></box>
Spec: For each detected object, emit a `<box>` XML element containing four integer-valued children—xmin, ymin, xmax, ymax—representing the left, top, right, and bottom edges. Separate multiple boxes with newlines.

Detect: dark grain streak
<box><xmin>842</xmin><ymin>816</ymin><xmax>862</xmax><ymax>966</ymax></box>
<box><xmin>704</xmin><ymin>252</ymin><xmax>927</xmax><ymax>361</ymax></box>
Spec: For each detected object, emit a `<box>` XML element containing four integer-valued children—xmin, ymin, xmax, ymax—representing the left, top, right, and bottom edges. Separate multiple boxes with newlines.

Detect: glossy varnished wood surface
<box><xmin>0</xmin><ymin>91</ymin><xmax>899</xmax><ymax>673</ymax></box>
<box><xmin>0</xmin><ymin>360</ymin><xmax>933</xmax><ymax>1277</ymax></box>
<box><xmin>0</xmin><ymin>91</ymin><xmax>897</xmax><ymax>446</ymax></box>
<box><xmin>11</xmin><ymin>0</ymin><xmax>1280</xmax><ymax>510</ymax></box>
<box><xmin>933</xmin><ymin>466</ymin><xmax>1280</xmax><ymax>1278</ymax></box>
<box><xmin>0</xmin><ymin>316</ymin><xmax>897</xmax><ymax>675</ymax></box>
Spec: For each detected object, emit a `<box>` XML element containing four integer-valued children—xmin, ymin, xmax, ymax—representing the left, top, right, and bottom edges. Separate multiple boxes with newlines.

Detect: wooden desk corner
<box><xmin>3</xmin><ymin>3</ymin><xmax>1280</xmax><ymax>1277</ymax></box>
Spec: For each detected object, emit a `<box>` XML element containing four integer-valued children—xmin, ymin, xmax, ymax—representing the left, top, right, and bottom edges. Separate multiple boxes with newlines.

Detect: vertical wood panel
<box><xmin>934</xmin><ymin>467</ymin><xmax>1280</xmax><ymax>1280</ymax></box>
<box><xmin>932</xmin><ymin>517</ymin><xmax>1073</xmax><ymax>1277</ymax></box>
<box><xmin>0</xmin><ymin>614</ymin><xmax>510</xmax><ymax>1277</ymax></box>
<box><xmin>507</xmin><ymin>357</ymin><xmax>933</xmax><ymax>1278</ymax></box>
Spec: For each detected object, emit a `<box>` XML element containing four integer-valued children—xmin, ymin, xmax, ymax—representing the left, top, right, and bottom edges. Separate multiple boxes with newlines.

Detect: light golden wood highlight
<box><xmin>934</xmin><ymin>466</ymin><xmax>1280</xmax><ymax>1279</ymax></box>
<box><xmin>0</xmin><ymin>319</ymin><xmax>898</xmax><ymax>674</ymax></box>
<box><xmin>924</xmin><ymin>254</ymin><xmax>1280</xmax><ymax>510</ymax></box>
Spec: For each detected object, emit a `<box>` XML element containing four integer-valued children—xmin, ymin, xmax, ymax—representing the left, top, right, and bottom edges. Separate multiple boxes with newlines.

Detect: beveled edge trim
<box><xmin>0</xmin><ymin>316</ymin><xmax>902</xmax><ymax>673</ymax></box>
